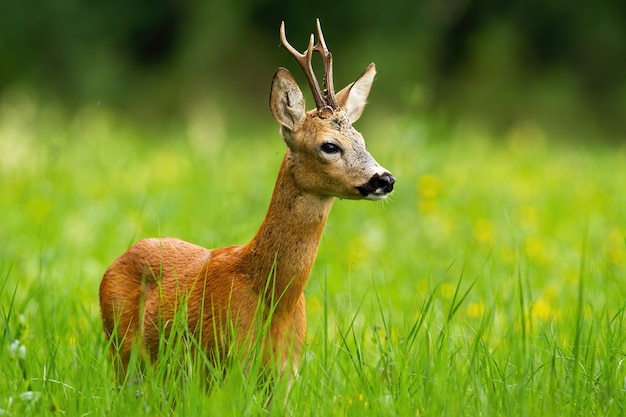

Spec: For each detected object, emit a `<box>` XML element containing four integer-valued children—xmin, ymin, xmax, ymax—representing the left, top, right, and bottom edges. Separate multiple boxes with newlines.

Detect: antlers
<box><xmin>280</xmin><ymin>19</ymin><xmax>338</xmax><ymax>110</ymax></box>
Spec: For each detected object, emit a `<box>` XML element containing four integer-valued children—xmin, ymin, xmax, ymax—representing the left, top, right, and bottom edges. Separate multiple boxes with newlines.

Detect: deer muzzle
<box><xmin>357</xmin><ymin>172</ymin><xmax>396</xmax><ymax>200</ymax></box>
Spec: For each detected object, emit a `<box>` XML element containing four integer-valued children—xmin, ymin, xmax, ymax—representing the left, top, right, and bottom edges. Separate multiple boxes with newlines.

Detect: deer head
<box><xmin>270</xmin><ymin>19</ymin><xmax>395</xmax><ymax>201</ymax></box>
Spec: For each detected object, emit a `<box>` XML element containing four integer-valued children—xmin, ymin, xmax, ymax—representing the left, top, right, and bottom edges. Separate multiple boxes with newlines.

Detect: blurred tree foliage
<box><xmin>1</xmin><ymin>0</ymin><xmax>624</xmax><ymax>138</ymax></box>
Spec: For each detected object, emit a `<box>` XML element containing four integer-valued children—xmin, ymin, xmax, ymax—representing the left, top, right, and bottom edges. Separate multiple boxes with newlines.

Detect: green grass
<box><xmin>1</xmin><ymin>94</ymin><xmax>626</xmax><ymax>416</ymax></box>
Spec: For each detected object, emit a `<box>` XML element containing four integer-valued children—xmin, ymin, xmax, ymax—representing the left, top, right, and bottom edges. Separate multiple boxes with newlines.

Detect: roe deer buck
<box><xmin>99</xmin><ymin>19</ymin><xmax>395</xmax><ymax>381</ymax></box>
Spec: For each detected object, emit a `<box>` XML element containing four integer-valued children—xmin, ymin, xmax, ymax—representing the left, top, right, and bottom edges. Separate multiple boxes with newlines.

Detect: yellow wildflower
<box><xmin>417</xmin><ymin>174</ymin><xmax>442</xmax><ymax>215</ymax></box>
<box><xmin>531</xmin><ymin>299</ymin><xmax>552</xmax><ymax>322</ymax></box>
<box><xmin>524</xmin><ymin>236</ymin><xmax>547</xmax><ymax>264</ymax></box>
<box><xmin>467</xmin><ymin>302</ymin><xmax>486</xmax><ymax>319</ymax></box>
<box><xmin>418</xmin><ymin>174</ymin><xmax>442</xmax><ymax>199</ymax></box>
<box><xmin>473</xmin><ymin>218</ymin><xmax>494</xmax><ymax>245</ymax></box>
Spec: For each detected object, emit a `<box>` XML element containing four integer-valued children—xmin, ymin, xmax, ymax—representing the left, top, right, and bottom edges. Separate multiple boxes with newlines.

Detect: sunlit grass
<box><xmin>1</xmin><ymin>92</ymin><xmax>625</xmax><ymax>415</ymax></box>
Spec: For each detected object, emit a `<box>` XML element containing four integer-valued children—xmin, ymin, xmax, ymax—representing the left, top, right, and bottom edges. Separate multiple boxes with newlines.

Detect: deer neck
<box><xmin>242</xmin><ymin>153</ymin><xmax>334</xmax><ymax>313</ymax></box>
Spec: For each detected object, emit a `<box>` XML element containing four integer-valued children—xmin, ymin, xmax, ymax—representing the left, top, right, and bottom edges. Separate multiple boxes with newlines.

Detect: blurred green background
<box><xmin>1</xmin><ymin>3</ymin><xmax>625</xmax><ymax>413</ymax></box>
<box><xmin>1</xmin><ymin>0</ymin><xmax>625</xmax><ymax>140</ymax></box>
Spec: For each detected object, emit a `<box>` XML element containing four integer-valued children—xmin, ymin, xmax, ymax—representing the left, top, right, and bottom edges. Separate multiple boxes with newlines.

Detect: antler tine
<box><xmin>279</xmin><ymin>21</ymin><xmax>327</xmax><ymax>110</ymax></box>
<box><xmin>313</xmin><ymin>18</ymin><xmax>338</xmax><ymax>109</ymax></box>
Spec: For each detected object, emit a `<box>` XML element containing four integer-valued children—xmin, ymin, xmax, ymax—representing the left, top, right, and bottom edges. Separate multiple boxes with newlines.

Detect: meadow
<box><xmin>1</xmin><ymin>90</ymin><xmax>625</xmax><ymax>416</ymax></box>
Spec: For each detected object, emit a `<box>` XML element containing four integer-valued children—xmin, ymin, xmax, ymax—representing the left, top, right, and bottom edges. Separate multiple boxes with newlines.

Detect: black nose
<box><xmin>379</xmin><ymin>173</ymin><xmax>396</xmax><ymax>193</ymax></box>
<box><xmin>356</xmin><ymin>172</ymin><xmax>396</xmax><ymax>197</ymax></box>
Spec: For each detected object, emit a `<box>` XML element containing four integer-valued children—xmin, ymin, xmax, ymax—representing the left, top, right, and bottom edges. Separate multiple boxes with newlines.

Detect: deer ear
<box><xmin>336</xmin><ymin>63</ymin><xmax>376</xmax><ymax>124</ymax></box>
<box><xmin>270</xmin><ymin>68</ymin><xmax>306</xmax><ymax>130</ymax></box>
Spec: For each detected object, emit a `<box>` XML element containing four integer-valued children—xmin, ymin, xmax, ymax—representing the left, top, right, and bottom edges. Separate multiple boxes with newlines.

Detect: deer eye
<box><xmin>320</xmin><ymin>142</ymin><xmax>341</xmax><ymax>155</ymax></box>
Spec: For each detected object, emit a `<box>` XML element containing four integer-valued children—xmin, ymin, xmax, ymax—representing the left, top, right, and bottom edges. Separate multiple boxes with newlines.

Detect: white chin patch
<box><xmin>365</xmin><ymin>189</ymin><xmax>390</xmax><ymax>201</ymax></box>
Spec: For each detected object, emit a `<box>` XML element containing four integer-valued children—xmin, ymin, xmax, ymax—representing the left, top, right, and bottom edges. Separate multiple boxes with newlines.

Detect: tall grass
<box><xmin>1</xmin><ymin>94</ymin><xmax>625</xmax><ymax>415</ymax></box>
